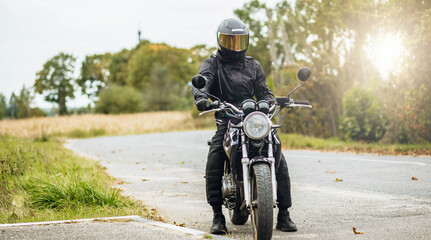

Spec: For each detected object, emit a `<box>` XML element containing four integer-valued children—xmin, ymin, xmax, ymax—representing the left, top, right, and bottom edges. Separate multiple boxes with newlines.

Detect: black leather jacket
<box><xmin>192</xmin><ymin>51</ymin><xmax>274</xmax><ymax>114</ymax></box>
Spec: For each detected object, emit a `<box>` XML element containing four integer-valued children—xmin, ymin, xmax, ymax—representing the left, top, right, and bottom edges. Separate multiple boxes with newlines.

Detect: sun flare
<box><xmin>366</xmin><ymin>34</ymin><xmax>405</xmax><ymax>79</ymax></box>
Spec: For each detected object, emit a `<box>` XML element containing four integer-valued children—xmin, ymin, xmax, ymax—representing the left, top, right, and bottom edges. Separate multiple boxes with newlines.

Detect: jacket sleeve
<box><xmin>191</xmin><ymin>58</ymin><xmax>217</xmax><ymax>101</ymax></box>
<box><xmin>253</xmin><ymin>60</ymin><xmax>275</xmax><ymax>102</ymax></box>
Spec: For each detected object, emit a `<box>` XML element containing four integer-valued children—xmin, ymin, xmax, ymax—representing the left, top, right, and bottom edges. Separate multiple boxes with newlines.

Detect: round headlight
<box><xmin>243</xmin><ymin>112</ymin><xmax>271</xmax><ymax>140</ymax></box>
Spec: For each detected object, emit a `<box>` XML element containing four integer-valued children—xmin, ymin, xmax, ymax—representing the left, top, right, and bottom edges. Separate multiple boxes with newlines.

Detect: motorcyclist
<box><xmin>191</xmin><ymin>18</ymin><xmax>297</xmax><ymax>234</ymax></box>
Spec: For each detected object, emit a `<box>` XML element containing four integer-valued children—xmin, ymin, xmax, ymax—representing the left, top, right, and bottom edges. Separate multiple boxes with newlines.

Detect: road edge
<box><xmin>0</xmin><ymin>215</ymin><xmax>231</xmax><ymax>240</ymax></box>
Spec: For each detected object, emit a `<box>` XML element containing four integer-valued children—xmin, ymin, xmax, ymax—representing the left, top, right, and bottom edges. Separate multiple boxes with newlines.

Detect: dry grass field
<box><xmin>0</xmin><ymin>111</ymin><xmax>201</xmax><ymax>139</ymax></box>
<box><xmin>1</xmin><ymin>111</ymin><xmax>427</xmax><ymax>155</ymax></box>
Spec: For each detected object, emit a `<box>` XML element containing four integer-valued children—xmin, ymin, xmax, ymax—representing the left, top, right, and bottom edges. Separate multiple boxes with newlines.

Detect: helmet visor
<box><xmin>218</xmin><ymin>33</ymin><xmax>249</xmax><ymax>51</ymax></box>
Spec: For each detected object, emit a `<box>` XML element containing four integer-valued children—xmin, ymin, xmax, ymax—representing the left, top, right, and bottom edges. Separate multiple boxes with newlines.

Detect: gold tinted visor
<box><xmin>218</xmin><ymin>33</ymin><xmax>249</xmax><ymax>51</ymax></box>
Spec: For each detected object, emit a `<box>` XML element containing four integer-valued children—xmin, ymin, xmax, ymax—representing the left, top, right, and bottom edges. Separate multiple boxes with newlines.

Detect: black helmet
<box><xmin>217</xmin><ymin>18</ymin><xmax>249</xmax><ymax>61</ymax></box>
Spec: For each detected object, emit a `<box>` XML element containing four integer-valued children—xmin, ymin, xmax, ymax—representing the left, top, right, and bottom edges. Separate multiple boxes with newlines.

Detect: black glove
<box><xmin>195</xmin><ymin>98</ymin><xmax>211</xmax><ymax>111</ymax></box>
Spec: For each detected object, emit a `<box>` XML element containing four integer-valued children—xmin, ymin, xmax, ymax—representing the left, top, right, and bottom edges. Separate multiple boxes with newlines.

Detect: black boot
<box><xmin>276</xmin><ymin>209</ymin><xmax>297</xmax><ymax>232</ymax></box>
<box><xmin>210</xmin><ymin>213</ymin><xmax>228</xmax><ymax>234</ymax></box>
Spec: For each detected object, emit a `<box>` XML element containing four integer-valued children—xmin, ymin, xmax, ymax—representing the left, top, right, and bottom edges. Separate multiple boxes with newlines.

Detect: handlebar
<box><xmin>199</xmin><ymin>102</ymin><xmax>243</xmax><ymax>116</ymax></box>
<box><xmin>199</xmin><ymin>98</ymin><xmax>311</xmax><ymax>117</ymax></box>
<box><xmin>275</xmin><ymin>97</ymin><xmax>312</xmax><ymax>109</ymax></box>
<box><xmin>293</xmin><ymin>100</ymin><xmax>310</xmax><ymax>105</ymax></box>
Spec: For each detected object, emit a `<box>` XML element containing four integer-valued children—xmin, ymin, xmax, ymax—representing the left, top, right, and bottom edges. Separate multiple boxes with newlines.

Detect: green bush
<box><xmin>339</xmin><ymin>87</ymin><xmax>387</xmax><ymax>142</ymax></box>
<box><xmin>0</xmin><ymin>93</ymin><xmax>6</xmax><ymax>120</ymax></box>
<box><xmin>66</xmin><ymin>128</ymin><xmax>106</xmax><ymax>138</ymax></box>
<box><xmin>30</xmin><ymin>107</ymin><xmax>47</xmax><ymax>117</ymax></box>
<box><xmin>95</xmin><ymin>84</ymin><xmax>144</xmax><ymax>114</ymax></box>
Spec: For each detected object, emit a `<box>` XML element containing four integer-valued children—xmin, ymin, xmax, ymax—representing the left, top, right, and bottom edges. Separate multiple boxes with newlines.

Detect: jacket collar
<box><xmin>216</xmin><ymin>50</ymin><xmax>245</xmax><ymax>68</ymax></box>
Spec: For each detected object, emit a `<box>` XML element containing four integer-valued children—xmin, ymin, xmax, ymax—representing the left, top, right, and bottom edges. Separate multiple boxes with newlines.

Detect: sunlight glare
<box><xmin>366</xmin><ymin>34</ymin><xmax>405</xmax><ymax>79</ymax></box>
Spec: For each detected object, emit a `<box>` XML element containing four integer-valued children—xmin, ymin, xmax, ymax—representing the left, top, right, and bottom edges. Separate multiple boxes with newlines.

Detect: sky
<box><xmin>0</xmin><ymin>0</ymin><xmax>279</xmax><ymax>109</ymax></box>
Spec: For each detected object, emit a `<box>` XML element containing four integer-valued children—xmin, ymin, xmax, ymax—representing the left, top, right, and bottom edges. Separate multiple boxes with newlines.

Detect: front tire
<box><xmin>250</xmin><ymin>162</ymin><xmax>273</xmax><ymax>240</ymax></box>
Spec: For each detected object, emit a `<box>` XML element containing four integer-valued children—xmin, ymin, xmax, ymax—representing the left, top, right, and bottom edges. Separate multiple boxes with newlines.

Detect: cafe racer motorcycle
<box><xmin>193</xmin><ymin>67</ymin><xmax>312</xmax><ymax>240</ymax></box>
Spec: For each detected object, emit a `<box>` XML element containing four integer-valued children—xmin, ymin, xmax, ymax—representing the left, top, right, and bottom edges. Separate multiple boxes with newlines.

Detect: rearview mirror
<box><xmin>192</xmin><ymin>74</ymin><xmax>207</xmax><ymax>89</ymax></box>
<box><xmin>297</xmin><ymin>67</ymin><xmax>311</xmax><ymax>82</ymax></box>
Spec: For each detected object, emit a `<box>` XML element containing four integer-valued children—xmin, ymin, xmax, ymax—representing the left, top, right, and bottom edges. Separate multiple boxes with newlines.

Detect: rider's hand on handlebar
<box><xmin>195</xmin><ymin>98</ymin><xmax>211</xmax><ymax>111</ymax></box>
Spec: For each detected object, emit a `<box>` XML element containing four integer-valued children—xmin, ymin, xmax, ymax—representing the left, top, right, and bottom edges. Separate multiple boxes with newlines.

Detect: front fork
<box><xmin>241</xmin><ymin>131</ymin><xmax>278</xmax><ymax>209</ymax></box>
<box><xmin>240</xmin><ymin>131</ymin><xmax>251</xmax><ymax>208</ymax></box>
<box><xmin>267</xmin><ymin>133</ymin><xmax>278</xmax><ymax>207</ymax></box>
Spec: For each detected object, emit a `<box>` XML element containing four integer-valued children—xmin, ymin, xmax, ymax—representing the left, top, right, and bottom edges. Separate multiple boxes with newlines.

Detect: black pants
<box><xmin>206</xmin><ymin>121</ymin><xmax>292</xmax><ymax>210</ymax></box>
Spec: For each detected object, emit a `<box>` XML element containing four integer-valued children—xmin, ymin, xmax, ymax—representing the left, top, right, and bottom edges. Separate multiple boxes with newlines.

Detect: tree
<box><xmin>189</xmin><ymin>44</ymin><xmax>217</xmax><ymax>70</ymax></box>
<box><xmin>0</xmin><ymin>93</ymin><xmax>6</xmax><ymax>120</ymax></box>
<box><xmin>7</xmin><ymin>93</ymin><xmax>18</xmax><ymax>119</ymax></box>
<box><xmin>235</xmin><ymin>0</ymin><xmax>273</xmax><ymax>77</ymax></box>
<box><xmin>236</xmin><ymin>0</ymin><xmax>380</xmax><ymax>138</ymax></box>
<box><xmin>339</xmin><ymin>87</ymin><xmax>387</xmax><ymax>142</ymax></box>
<box><xmin>16</xmin><ymin>85</ymin><xmax>33</xmax><ymax>118</ymax></box>
<box><xmin>107</xmin><ymin>40</ymin><xmax>151</xmax><ymax>87</ymax></box>
<box><xmin>34</xmin><ymin>53</ymin><xmax>76</xmax><ymax>115</ymax></box>
<box><xmin>126</xmin><ymin>43</ymin><xmax>196</xmax><ymax>90</ymax></box>
<box><xmin>77</xmin><ymin>53</ymin><xmax>111</xmax><ymax>99</ymax></box>
<box><xmin>379</xmin><ymin>0</ymin><xmax>431</xmax><ymax>143</ymax></box>
<box><xmin>95</xmin><ymin>85</ymin><xmax>144</xmax><ymax>114</ymax></box>
<box><xmin>108</xmin><ymin>49</ymin><xmax>132</xmax><ymax>86</ymax></box>
<box><xmin>143</xmin><ymin>63</ymin><xmax>176</xmax><ymax>111</ymax></box>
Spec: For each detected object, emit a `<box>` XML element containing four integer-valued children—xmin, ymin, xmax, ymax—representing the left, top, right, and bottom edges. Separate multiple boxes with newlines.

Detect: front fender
<box><xmin>249</xmin><ymin>156</ymin><xmax>271</xmax><ymax>173</ymax></box>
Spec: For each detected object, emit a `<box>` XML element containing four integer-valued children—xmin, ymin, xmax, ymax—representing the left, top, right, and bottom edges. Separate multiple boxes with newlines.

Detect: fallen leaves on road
<box><xmin>180</xmin><ymin>181</ymin><xmax>188</xmax><ymax>184</ymax></box>
<box><xmin>412</xmin><ymin>176</ymin><xmax>418</xmax><ymax>180</ymax></box>
<box><xmin>325</xmin><ymin>171</ymin><xmax>337</xmax><ymax>173</ymax></box>
<box><xmin>353</xmin><ymin>227</ymin><xmax>364</xmax><ymax>234</ymax></box>
<box><xmin>150</xmin><ymin>208</ymin><xmax>166</xmax><ymax>223</ymax></box>
<box><xmin>115</xmin><ymin>180</ymin><xmax>129</xmax><ymax>185</ymax></box>
<box><xmin>141</xmin><ymin>179</ymin><xmax>149</xmax><ymax>181</ymax></box>
<box><xmin>334</xmin><ymin>178</ymin><xmax>343</xmax><ymax>182</ymax></box>
<box><xmin>174</xmin><ymin>221</ymin><xmax>186</xmax><ymax>227</ymax></box>
<box><xmin>178</xmin><ymin>161</ymin><xmax>185</xmax><ymax>164</ymax></box>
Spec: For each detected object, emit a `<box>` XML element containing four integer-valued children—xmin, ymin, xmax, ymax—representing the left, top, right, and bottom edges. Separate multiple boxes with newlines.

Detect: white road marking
<box><xmin>0</xmin><ymin>215</ymin><xmax>230</xmax><ymax>240</ymax></box>
<box><xmin>0</xmin><ymin>216</ymin><xmax>145</xmax><ymax>227</ymax></box>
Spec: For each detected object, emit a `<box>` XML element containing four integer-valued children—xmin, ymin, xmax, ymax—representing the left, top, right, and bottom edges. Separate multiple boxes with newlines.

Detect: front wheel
<box><xmin>250</xmin><ymin>162</ymin><xmax>273</xmax><ymax>240</ymax></box>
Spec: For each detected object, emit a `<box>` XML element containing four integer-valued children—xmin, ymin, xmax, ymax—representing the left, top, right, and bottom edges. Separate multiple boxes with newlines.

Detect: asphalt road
<box><xmin>64</xmin><ymin>130</ymin><xmax>431</xmax><ymax>239</ymax></box>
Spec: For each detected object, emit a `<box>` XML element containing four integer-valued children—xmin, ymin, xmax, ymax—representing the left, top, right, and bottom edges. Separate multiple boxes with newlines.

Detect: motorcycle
<box><xmin>192</xmin><ymin>67</ymin><xmax>312</xmax><ymax>240</ymax></box>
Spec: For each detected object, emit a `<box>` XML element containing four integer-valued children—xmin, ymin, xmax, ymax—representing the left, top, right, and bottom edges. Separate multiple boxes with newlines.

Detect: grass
<box><xmin>0</xmin><ymin>111</ymin><xmax>213</xmax><ymax>224</ymax></box>
<box><xmin>0</xmin><ymin>136</ymin><xmax>159</xmax><ymax>223</ymax></box>
<box><xmin>0</xmin><ymin>111</ymin><xmax>197</xmax><ymax>139</ymax></box>
<box><xmin>279</xmin><ymin>133</ymin><xmax>431</xmax><ymax>156</ymax></box>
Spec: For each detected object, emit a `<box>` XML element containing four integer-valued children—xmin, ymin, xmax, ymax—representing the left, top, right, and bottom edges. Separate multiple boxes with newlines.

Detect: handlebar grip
<box><xmin>293</xmin><ymin>100</ymin><xmax>310</xmax><ymax>105</ymax></box>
